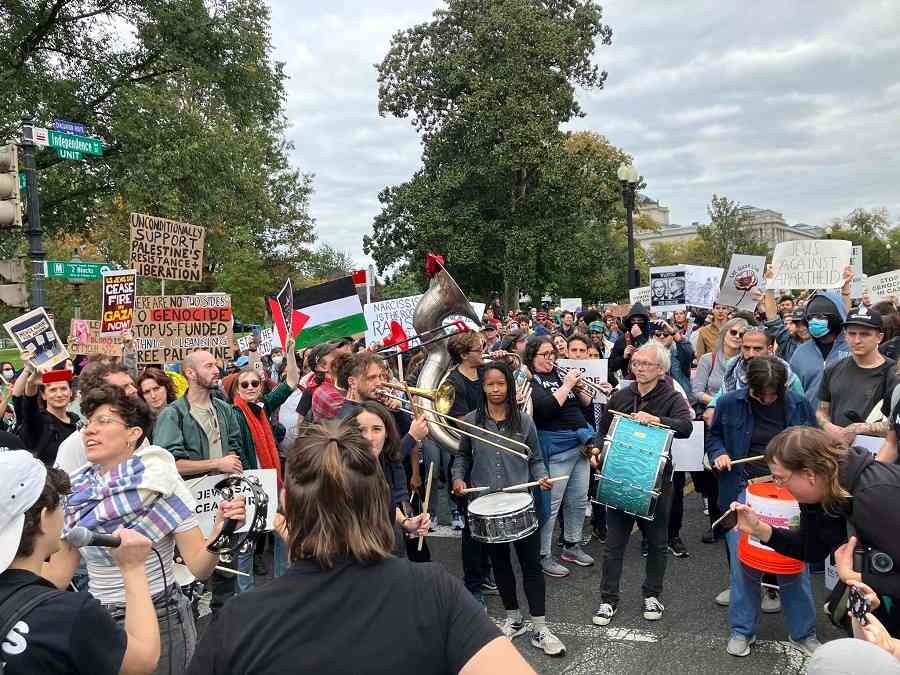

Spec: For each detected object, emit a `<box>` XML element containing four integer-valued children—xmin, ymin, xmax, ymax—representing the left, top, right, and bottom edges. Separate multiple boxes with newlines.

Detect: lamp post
<box><xmin>617</xmin><ymin>162</ymin><xmax>641</xmax><ymax>290</ymax></box>
<box><xmin>69</xmin><ymin>251</ymin><xmax>85</xmax><ymax>320</ymax></box>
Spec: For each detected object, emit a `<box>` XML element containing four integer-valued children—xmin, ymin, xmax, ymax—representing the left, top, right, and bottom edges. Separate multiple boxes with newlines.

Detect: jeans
<box><xmin>237</xmin><ymin>534</ymin><xmax>290</xmax><ymax>592</ymax></box>
<box><xmin>486</xmin><ymin>529</ymin><xmax>545</xmax><ymax>617</ymax></box>
<box><xmin>601</xmin><ymin>477</ymin><xmax>674</xmax><ymax>605</ymax></box>
<box><xmin>539</xmin><ymin>447</ymin><xmax>590</xmax><ymax>557</ymax></box>
<box><xmin>422</xmin><ymin>438</ymin><xmax>454</xmax><ymax>518</ymax></box>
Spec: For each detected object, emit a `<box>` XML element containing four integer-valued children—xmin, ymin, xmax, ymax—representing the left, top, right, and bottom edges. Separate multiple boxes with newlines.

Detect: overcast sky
<box><xmin>269</xmin><ymin>1</ymin><xmax>900</xmax><ymax>266</ymax></box>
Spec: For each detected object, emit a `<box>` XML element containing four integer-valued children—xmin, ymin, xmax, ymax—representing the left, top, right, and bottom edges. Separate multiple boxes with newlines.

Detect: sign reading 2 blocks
<box><xmin>129</xmin><ymin>212</ymin><xmax>206</xmax><ymax>282</ymax></box>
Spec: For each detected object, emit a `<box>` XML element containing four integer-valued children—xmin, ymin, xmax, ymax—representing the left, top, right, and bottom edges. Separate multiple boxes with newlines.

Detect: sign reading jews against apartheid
<box><xmin>769</xmin><ymin>239</ymin><xmax>852</xmax><ymax>290</ymax></box>
<box><xmin>100</xmin><ymin>269</ymin><xmax>136</xmax><ymax>336</ymax></box>
<box><xmin>717</xmin><ymin>254</ymin><xmax>766</xmax><ymax>311</ymax></box>
<box><xmin>129</xmin><ymin>213</ymin><xmax>206</xmax><ymax>282</ymax></box>
<box><xmin>68</xmin><ymin>320</ymin><xmax>123</xmax><ymax>357</ymax></box>
<box><xmin>3</xmin><ymin>307</ymin><xmax>69</xmax><ymax>368</ymax></box>
<box><xmin>133</xmin><ymin>294</ymin><xmax>232</xmax><ymax>365</ymax></box>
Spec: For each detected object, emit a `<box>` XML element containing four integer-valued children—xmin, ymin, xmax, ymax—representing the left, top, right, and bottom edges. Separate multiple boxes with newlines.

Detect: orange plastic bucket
<box><xmin>737</xmin><ymin>482</ymin><xmax>804</xmax><ymax>575</ymax></box>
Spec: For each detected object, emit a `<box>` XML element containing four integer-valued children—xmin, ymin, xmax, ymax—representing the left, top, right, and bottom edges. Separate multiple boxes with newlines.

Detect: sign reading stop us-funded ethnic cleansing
<box><xmin>129</xmin><ymin>213</ymin><xmax>206</xmax><ymax>282</ymax></box>
<box><xmin>100</xmin><ymin>269</ymin><xmax>136</xmax><ymax>336</ymax></box>
<box><xmin>769</xmin><ymin>239</ymin><xmax>852</xmax><ymax>290</ymax></box>
<box><xmin>132</xmin><ymin>294</ymin><xmax>232</xmax><ymax>365</ymax></box>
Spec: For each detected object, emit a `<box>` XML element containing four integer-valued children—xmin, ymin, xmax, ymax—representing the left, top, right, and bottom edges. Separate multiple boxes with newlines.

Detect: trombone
<box><xmin>375</xmin><ymin>320</ymin><xmax>470</xmax><ymax>355</ymax></box>
<box><xmin>555</xmin><ymin>365</ymin><xmax>608</xmax><ymax>400</ymax></box>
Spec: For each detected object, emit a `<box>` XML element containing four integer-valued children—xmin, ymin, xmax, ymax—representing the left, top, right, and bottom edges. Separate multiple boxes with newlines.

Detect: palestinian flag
<box><xmin>292</xmin><ymin>276</ymin><xmax>367</xmax><ymax>348</ymax></box>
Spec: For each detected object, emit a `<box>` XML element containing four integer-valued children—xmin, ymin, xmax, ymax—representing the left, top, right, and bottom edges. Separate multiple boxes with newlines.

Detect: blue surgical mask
<box><xmin>808</xmin><ymin>318</ymin><xmax>830</xmax><ymax>338</ymax></box>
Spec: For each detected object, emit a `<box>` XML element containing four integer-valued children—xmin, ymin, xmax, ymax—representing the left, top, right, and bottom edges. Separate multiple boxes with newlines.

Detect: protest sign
<box><xmin>671</xmin><ymin>422</ymin><xmax>705</xmax><ymax>472</ymax></box>
<box><xmin>649</xmin><ymin>266</ymin><xmax>686</xmax><ymax>312</ymax></box>
<box><xmin>67</xmin><ymin>320</ymin><xmax>123</xmax><ymax>357</ymax></box>
<box><xmin>100</xmin><ymin>269</ymin><xmax>136</xmax><ymax>336</ymax></box>
<box><xmin>862</xmin><ymin>269</ymin><xmax>900</xmax><ymax>303</ymax></box>
<box><xmin>850</xmin><ymin>246</ymin><xmax>864</xmax><ymax>298</ymax></box>
<box><xmin>683</xmin><ymin>266</ymin><xmax>724</xmax><ymax>309</ymax></box>
<box><xmin>3</xmin><ymin>307</ymin><xmax>69</xmax><ymax>368</ymax></box>
<box><xmin>251</xmin><ymin>326</ymin><xmax>275</xmax><ymax>356</ymax></box>
<box><xmin>557</xmin><ymin>358</ymin><xmax>609</xmax><ymax>404</ymax></box>
<box><xmin>769</xmin><ymin>239</ymin><xmax>851</xmax><ymax>290</ymax></box>
<box><xmin>185</xmin><ymin>469</ymin><xmax>278</xmax><ymax>537</ymax></box>
<box><xmin>132</xmin><ymin>294</ymin><xmax>232</xmax><ymax>365</ymax></box>
<box><xmin>236</xmin><ymin>335</ymin><xmax>252</xmax><ymax>352</ymax></box>
<box><xmin>267</xmin><ymin>278</ymin><xmax>300</xmax><ymax>348</ymax></box>
<box><xmin>718</xmin><ymin>255</ymin><xmax>766</xmax><ymax>311</ymax></box>
<box><xmin>628</xmin><ymin>286</ymin><xmax>650</xmax><ymax>307</ymax></box>
<box><xmin>364</xmin><ymin>294</ymin><xmax>423</xmax><ymax>346</ymax></box>
<box><xmin>605</xmin><ymin>304</ymin><xmax>631</xmax><ymax>318</ymax></box>
<box><xmin>129</xmin><ymin>212</ymin><xmax>206</xmax><ymax>282</ymax></box>
<box><xmin>560</xmin><ymin>298</ymin><xmax>581</xmax><ymax>313</ymax></box>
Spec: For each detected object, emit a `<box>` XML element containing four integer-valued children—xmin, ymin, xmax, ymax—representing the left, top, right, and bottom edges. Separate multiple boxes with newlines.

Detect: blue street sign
<box><xmin>51</xmin><ymin>118</ymin><xmax>87</xmax><ymax>136</ymax></box>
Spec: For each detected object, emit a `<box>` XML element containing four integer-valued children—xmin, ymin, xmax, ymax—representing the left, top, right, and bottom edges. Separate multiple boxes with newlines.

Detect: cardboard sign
<box><xmin>863</xmin><ymin>269</ymin><xmax>900</xmax><ymax>303</ymax></box>
<box><xmin>628</xmin><ymin>286</ymin><xmax>650</xmax><ymax>307</ymax></box>
<box><xmin>718</xmin><ymin>255</ymin><xmax>766</xmax><ymax>311</ymax></box>
<box><xmin>3</xmin><ymin>307</ymin><xmax>69</xmax><ymax>369</ymax></box>
<box><xmin>100</xmin><ymin>269</ymin><xmax>136</xmax><ymax>336</ymax></box>
<box><xmin>67</xmin><ymin>320</ymin><xmax>124</xmax><ymax>357</ymax></box>
<box><xmin>671</xmin><ymin>421</ymin><xmax>705</xmax><ymax>472</ymax></box>
<box><xmin>683</xmin><ymin>265</ymin><xmax>724</xmax><ymax>310</ymax></box>
<box><xmin>769</xmin><ymin>239</ymin><xmax>852</xmax><ymax>290</ymax></box>
<box><xmin>649</xmin><ymin>266</ymin><xmax>686</xmax><ymax>312</ymax></box>
<box><xmin>364</xmin><ymin>294</ymin><xmax>423</xmax><ymax>346</ymax></box>
<box><xmin>132</xmin><ymin>294</ymin><xmax>232</xmax><ymax>365</ymax></box>
<box><xmin>184</xmin><ymin>469</ymin><xmax>278</xmax><ymax>536</ymax></box>
<box><xmin>129</xmin><ymin>212</ymin><xmax>206</xmax><ymax>282</ymax></box>
<box><xmin>850</xmin><ymin>246</ymin><xmax>864</xmax><ymax>299</ymax></box>
<box><xmin>560</xmin><ymin>298</ymin><xmax>581</xmax><ymax>313</ymax></box>
<box><xmin>557</xmin><ymin>358</ymin><xmax>609</xmax><ymax>404</ymax></box>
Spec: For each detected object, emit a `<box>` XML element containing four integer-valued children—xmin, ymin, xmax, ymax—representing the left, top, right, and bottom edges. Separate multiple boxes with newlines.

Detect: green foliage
<box><xmin>379</xmin><ymin>267</ymin><xmax>426</xmax><ymax>300</ymax></box>
<box><xmin>298</xmin><ymin>244</ymin><xmax>356</xmax><ymax>285</ymax></box>
<box><xmin>825</xmin><ymin>208</ymin><xmax>899</xmax><ymax>276</ymax></box>
<box><xmin>646</xmin><ymin>237</ymin><xmax>717</xmax><ymax>267</ymax></box>
<box><xmin>696</xmin><ymin>195</ymin><xmax>769</xmax><ymax>268</ymax></box>
<box><xmin>366</xmin><ymin>0</ymin><xmax>613</xmax><ymax>309</ymax></box>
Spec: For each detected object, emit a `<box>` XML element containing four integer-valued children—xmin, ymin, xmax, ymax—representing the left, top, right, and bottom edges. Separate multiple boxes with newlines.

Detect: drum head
<box><xmin>469</xmin><ymin>491</ymin><xmax>533</xmax><ymax>516</ymax></box>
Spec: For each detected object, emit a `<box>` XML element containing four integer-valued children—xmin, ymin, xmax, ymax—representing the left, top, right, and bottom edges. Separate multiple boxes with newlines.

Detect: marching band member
<box><xmin>451</xmin><ymin>361</ymin><xmax>565</xmax><ymax>656</ymax></box>
<box><xmin>525</xmin><ymin>336</ymin><xmax>595</xmax><ymax>577</ymax></box>
<box><xmin>591</xmin><ymin>343</ymin><xmax>693</xmax><ymax>626</ymax></box>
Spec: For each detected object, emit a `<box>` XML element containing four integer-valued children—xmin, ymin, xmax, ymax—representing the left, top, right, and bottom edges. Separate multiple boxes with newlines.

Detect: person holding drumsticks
<box><xmin>451</xmin><ymin>360</ymin><xmax>565</xmax><ymax>657</ymax></box>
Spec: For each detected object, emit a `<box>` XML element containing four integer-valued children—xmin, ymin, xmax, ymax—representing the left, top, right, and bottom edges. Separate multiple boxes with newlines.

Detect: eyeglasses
<box><xmin>728</xmin><ymin>329</ymin><xmax>745</xmax><ymax>337</ymax></box>
<box><xmin>536</xmin><ymin>350</ymin><xmax>556</xmax><ymax>359</ymax></box>
<box><xmin>631</xmin><ymin>360</ymin><xmax>659</xmax><ymax>369</ymax></box>
<box><xmin>239</xmin><ymin>380</ymin><xmax>261</xmax><ymax>389</ymax></box>
<box><xmin>86</xmin><ymin>414</ymin><xmax>129</xmax><ymax>429</ymax></box>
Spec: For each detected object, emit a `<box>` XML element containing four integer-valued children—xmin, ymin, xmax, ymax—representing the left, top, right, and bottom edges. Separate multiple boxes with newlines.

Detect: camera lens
<box><xmin>870</xmin><ymin>551</ymin><xmax>894</xmax><ymax>574</ymax></box>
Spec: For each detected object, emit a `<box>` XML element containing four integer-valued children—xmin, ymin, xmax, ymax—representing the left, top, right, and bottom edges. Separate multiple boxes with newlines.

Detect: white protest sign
<box><xmin>684</xmin><ymin>266</ymin><xmax>724</xmax><ymax>309</ymax></box>
<box><xmin>649</xmin><ymin>266</ymin><xmax>686</xmax><ymax>313</ymax></box>
<box><xmin>671</xmin><ymin>421</ymin><xmax>705</xmax><ymax>472</ymax></box>
<box><xmin>557</xmin><ymin>358</ymin><xmax>609</xmax><ymax>404</ymax></box>
<box><xmin>628</xmin><ymin>286</ymin><xmax>650</xmax><ymax>307</ymax></box>
<box><xmin>850</xmin><ymin>246</ymin><xmax>864</xmax><ymax>299</ymax></box>
<box><xmin>186</xmin><ymin>469</ymin><xmax>278</xmax><ymax>536</ymax></box>
<box><xmin>560</xmin><ymin>298</ymin><xmax>581</xmax><ymax>313</ymax></box>
<box><xmin>862</xmin><ymin>269</ymin><xmax>900</xmax><ymax>303</ymax></box>
<box><xmin>718</xmin><ymin>255</ymin><xmax>766</xmax><ymax>311</ymax></box>
<box><xmin>364</xmin><ymin>294</ymin><xmax>422</xmax><ymax>346</ymax></box>
<box><xmin>258</xmin><ymin>328</ymin><xmax>274</xmax><ymax>355</ymax></box>
<box><xmin>769</xmin><ymin>239</ymin><xmax>851</xmax><ymax>290</ymax></box>
<box><xmin>237</xmin><ymin>336</ymin><xmax>252</xmax><ymax>352</ymax></box>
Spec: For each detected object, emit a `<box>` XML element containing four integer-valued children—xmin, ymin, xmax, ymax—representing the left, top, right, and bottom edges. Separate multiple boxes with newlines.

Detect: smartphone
<box><xmin>848</xmin><ymin>586</ymin><xmax>870</xmax><ymax>625</ymax></box>
<box><xmin>711</xmin><ymin>509</ymin><xmax>738</xmax><ymax>538</ymax></box>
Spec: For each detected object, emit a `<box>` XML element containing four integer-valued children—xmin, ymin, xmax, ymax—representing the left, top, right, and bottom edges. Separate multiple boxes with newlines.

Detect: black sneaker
<box><xmin>641</xmin><ymin>539</ymin><xmax>648</xmax><ymax>558</ymax></box>
<box><xmin>480</xmin><ymin>572</ymin><xmax>499</xmax><ymax>596</ymax></box>
<box><xmin>701</xmin><ymin>528</ymin><xmax>718</xmax><ymax>544</ymax></box>
<box><xmin>593</xmin><ymin>525</ymin><xmax>607</xmax><ymax>544</ymax></box>
<box><xmin>668</xmin><ymin>536</ymin><xmax>690</xmax><ymax>558</ymax></box>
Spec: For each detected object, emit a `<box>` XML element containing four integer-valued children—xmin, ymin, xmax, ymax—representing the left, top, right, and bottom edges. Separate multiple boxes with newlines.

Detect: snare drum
<box><xmin>467</xmin><ymin>492</ymin><xmax>538</xmax><ymax>544</ymax></box>
<box><xmin>593</xmin><ymin>415</ymin><xmax>674</xmax><ymax>520</ymax></box>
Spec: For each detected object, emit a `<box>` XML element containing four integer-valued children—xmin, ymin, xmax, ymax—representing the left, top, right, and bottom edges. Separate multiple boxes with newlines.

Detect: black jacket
<box><xmin>608</xmin><ymin>302</ymin><xmax>651</xmax><ymax>377</ymax></box>
<box><xmin>15</xmin><ymin>394</ymin><xmax>80</xmax><ymax>466</ymax></box>
<box><xmin>596</xmin><ymin>379</ymin><xmax>694</xmax><ymax>443</ymax></box>
<box><xmin>767</xmin><ymin>446</ymin><xmax>900</xmax><ymax>598</ymax></box>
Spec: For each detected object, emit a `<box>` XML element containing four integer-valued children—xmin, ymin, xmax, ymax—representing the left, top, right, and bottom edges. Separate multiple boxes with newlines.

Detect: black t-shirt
<box><xmin>748</xmin><ymin>399</ymin><xmax>786</xmax><ymax>479</ymax></box>
<box><xmin>819</xmin><ymin>357</ymin><xmax>896</xmax><ymax>426</ymax></box>
<box><xmin>187</xmin><ymin>557</ymin><xmax>500</xmax><ymax>675</ymax></box>
<box><xmin>530</xmin><ymin>369</ymin><xmax>589</xmax><ymax>431</ymax></box>
<box><xmin>447</xmin><ymin>368</ymin><xmax>482</xmax><ymax>418</ymax></box>
<box><xmin>0</xmin><ymin>570</ymin><xmax>126</xmax><ymax>675</ymax></box>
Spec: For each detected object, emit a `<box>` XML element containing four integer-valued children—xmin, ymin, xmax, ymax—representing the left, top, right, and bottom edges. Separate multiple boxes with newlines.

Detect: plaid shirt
<box><xmin>311</xmin><ymin>379</ymin><xmax>345</xmax><ymax>422</ymax></box>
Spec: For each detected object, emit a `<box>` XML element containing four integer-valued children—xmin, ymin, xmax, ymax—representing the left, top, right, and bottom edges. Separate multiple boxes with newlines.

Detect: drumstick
<box><xmin>501</xmin><ymin>475</ymin><xmax>569</xmax><ymax>492</ymax></box>
<box><xmin>609</xmin><ymin>409</ymin><xmax>671</xmax><ymax>430</ymax></box>
<box><xmin>214</xmin><ymin>565</ymin><xmax>251</xmax><ymax>578</ymax></box>
<box><xmin>418</xmin><ymin>461</ymin><xmax>435</xmax><ymax>552</ymax></box>
<box><xmin>460</xmin><ymin>486</ymin><xmax>491</xmax><ymax>495</ymax></box>
<box><xmin>731</xmin><ymin>455</ymin><xmax>766</xmax><ymax>465</ymax></box>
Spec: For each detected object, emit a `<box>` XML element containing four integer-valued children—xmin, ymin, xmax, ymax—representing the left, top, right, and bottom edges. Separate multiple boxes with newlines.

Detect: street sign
<box><xmin>51</xmin><ymin>119</ymin><xmax>87</xmax><ymax>136</ymax></box>
<box><xmin>18</xmin><ymin>172</ymin><xmax>25</xmax><ymax>190</ymax></box>
<box><xmin>21</xmin><ymin>126</ymin><xmax>49</xmax><ymax>147</ymax></box>
<box><xmin>54</xmin><ymin>148</ymin><xmax>83</xmax><ymax>161</ymax></box>
<box><xmin>43</xmin><ymin>260</ymin><xmax>113</xmax><ymax>280</ymax></box>
<box><xmin>47</xmin><ymin>130</ymin><xmax>103</xmax><ymax>157</ymax></box>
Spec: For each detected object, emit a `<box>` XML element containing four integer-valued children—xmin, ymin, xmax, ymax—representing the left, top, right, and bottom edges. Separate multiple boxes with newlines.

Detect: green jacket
<box><xmin>232</xmin><ymin>382</ymin><xmax>294</xmax><ymax>470</ymax></box>
<box><xmin>154</xmin><ymin>394</ymin><xmax>252</xmax><ymax>469</ymax></box>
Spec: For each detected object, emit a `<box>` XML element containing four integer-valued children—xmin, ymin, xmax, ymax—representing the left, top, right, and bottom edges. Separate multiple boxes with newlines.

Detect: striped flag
<box><xmin>292</xmin><ymin>276</ymin><xmax>367</xmax><ymax>348</ymax></box>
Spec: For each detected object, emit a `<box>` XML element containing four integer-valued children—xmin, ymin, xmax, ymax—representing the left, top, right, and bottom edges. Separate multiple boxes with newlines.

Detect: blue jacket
<box><xmin>706</xmin><ymin>388</ymin><xmax>815</xmax><ymax>510</ymax></box>
<box><xmin>789</xmin><ymin>290</ymin><xmax>850</xmax><ymax>409</ymax></box>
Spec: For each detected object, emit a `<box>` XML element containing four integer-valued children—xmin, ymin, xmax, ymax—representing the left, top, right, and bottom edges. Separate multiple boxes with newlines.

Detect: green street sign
<box><xmin>55</xmin><ymin>148</ymin><xmax>83</xmax><ymax>161</ymax></box>
<box><xmin>18</xmin><ymin>172</ymin><xmax>25</xmax><ymax>190</ymax></box>
<box><xmin>44</xmin><ymin>260</ymin><xmax>113</xmax><ymax>280</ymax></box>
<box><xmin>47</xmin><ymin>130</ymin><xmax>103</xmax><ymax>157</ymax></box>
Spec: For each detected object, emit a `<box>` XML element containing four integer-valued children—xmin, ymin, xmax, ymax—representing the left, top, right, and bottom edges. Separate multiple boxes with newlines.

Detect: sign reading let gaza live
<box><xmin>132</xmin><ymin>294</ymin><xmax>232</xmax><ymax>365</ymax></box>
<box><xmin>129</xmin><ymin>213</ymin><xmax>206</xmax><ymax>282</ymax></box>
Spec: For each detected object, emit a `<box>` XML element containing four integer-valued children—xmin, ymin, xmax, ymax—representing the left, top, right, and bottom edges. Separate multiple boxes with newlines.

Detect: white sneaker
<box><xmin>761</xmin><ymin>588</ymin><xmax>781</xmax><ymax>614</ymax></box>
<box><xmin>500</xmin><ymin>618</ymin><xmax>527</xmax><ymax>640</ymax></box>
<box><xmin>531</xmin><ymin>628</ymin><xmax>566</xmax><ymax>656</ymax></box>
<box><xmin>592</xmin><ymin>603</ymin><xmax>617</xmax><ymax>626</ymax></box>
<box><xmin>642</xmin><ymin>596</ymin><xmax>664</xmax><ymax>620</ymax></box>
<box><xmin>715</xmin><ymin>588</ymin><xmax>730</xmax><ymax>606</ymax></box>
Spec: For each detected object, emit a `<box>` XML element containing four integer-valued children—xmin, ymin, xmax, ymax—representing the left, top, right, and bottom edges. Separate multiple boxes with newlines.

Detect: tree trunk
<box><xmin>503</xmin><ymin>278</ymin><xmax>519</xmax><ymax>315</ymax></box>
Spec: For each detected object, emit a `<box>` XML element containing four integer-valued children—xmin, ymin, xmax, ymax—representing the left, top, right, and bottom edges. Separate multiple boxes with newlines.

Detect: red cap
<box><xmin>41</xmin><ymin>369</ymin><xmax>73</xmax><ymax>385</ymax></box>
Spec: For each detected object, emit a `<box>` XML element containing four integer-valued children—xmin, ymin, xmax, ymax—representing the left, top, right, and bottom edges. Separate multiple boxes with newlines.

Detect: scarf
<box><xmin>235</xmin><ymin>395</ymin><xmax>283</xmax><ymax>488</ymax></box>
<box><xmin>64</xmin><ymin>445</ymin><xmax>196</xmax><ymax>564</ymax></box>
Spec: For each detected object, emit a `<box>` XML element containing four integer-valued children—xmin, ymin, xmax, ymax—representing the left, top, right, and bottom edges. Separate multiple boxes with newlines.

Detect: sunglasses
<box><xmin>239</xmin><ymin>380</ymin><xmax>261</xmax><ymax>389</ymax></box>
<box><xmin>728</xmin><ymin>329</ymin><xmax>745</xmax><ymax>337</ymax></box>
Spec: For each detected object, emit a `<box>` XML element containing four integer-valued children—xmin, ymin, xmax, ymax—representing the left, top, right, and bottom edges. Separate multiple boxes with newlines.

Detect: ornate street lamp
<box><xmin>617</xmin><ymin>162</ymin><xmax>641</xmax><ymax>290</ymax></box>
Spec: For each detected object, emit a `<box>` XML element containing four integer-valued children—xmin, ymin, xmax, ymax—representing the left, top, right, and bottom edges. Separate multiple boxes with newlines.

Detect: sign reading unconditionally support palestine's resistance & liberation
<box><xmin>132</xmin><ymin>295</ymin><xmax>232</xmax><ymax>365</ymax></box>
<box><xmin>129</xmin><ymin>213</ymin><xmax>206</xmax><ymax>282</ymax></box>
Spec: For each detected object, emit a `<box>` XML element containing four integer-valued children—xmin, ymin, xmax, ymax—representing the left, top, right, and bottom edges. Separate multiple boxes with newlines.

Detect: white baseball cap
<box><xmin>0</xmin><ymin>451</ymin><xmax>47</xmax><ymax>573</ymax></box>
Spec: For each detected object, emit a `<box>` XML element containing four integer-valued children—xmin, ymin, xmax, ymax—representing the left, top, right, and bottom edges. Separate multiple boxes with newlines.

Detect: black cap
<box><xmin>787</xmin><ymin>309</ymin><xmax>806</xmax><ymax>324</ymax></box>
<box><xmin>843</xmin><ymin>305</ymin><xmax>883</xmax><ymax>330</ymax></box>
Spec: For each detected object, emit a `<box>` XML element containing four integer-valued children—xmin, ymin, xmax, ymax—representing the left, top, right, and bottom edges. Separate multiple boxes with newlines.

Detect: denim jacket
<box><xmin>706</xmin><ymin>388</ymin><xmax>814</xmax><ymax>510</ymax></box>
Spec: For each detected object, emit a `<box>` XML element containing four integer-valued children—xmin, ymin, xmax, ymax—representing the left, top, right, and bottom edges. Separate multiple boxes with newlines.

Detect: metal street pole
<box><xmin>71</xmin><ymin>282</ymin><xmax>81</xmax><ymax>319</ymax></box>
<box><xmin>622</xmin><ymin>181</ymin><xmax>638</xmax><ymax>290</ymax></box>
<box><xmin>21</xmin><ymin>120</ymin><xmax>46</xmax><ymax>309</ymax></box>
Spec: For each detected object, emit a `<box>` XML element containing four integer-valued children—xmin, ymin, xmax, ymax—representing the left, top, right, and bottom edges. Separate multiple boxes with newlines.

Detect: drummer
<box><xmin>451</xmin><ymin>360</ymin><xmax>565</xmax><ymax>657</ymax></box>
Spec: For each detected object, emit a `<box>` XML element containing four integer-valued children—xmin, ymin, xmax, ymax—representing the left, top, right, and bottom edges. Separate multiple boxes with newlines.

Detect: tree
<box><xmin>379</xmin><ymin>267</ymin><xmax>425</xmax><ymax>300</ymax></box>
<box><xmin>696</xmin><ymin>195</ymin><xmax>769</xmax><ymax>269</ymax></box>
<box><xmin>365</xmin><ymin>0</ymin><xmax>613</xmax><ymax>310</ymax></box>
<box><xmin>300</xmin><ymin>244</ymin><xmax>355</xmax><ymax>284</ymax></box>
<box><xmin>0</xmin><ymin>0</ymin><xmax>315</xmax><ymax>321</ymax></box>
<box><xmin>645</xmin><ymin>237</ymin><xmax>716</xmax><ymax>267</ymax></box>
<box><xmin>825</xmin><ymin>208</ymin><xmax>897</xmax><ymax>277</ymax></box>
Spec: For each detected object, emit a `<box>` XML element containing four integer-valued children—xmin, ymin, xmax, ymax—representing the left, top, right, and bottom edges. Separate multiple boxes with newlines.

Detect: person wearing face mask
<box><xmin>608</xmin><ymin>303</ymin><xmax>651</xmax><ymax>381</ymax></box>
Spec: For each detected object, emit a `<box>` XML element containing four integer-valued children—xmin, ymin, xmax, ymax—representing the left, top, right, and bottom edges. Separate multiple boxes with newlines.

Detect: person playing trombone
<box><xmin>451</xmin><ymin>360</ymin><xmax>565</xmax><ymax>657</ymax></box>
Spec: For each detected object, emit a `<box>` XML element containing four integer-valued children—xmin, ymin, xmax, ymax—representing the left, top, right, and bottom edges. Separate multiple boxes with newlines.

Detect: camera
<box><xmin>854</xmin><ymin>545</ymin><xmax>895</xmax><ymax>576</ymax></box>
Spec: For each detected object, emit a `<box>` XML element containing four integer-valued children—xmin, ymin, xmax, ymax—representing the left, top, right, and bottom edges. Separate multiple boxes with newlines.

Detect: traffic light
<box><xmin>0</xmin><ymin>144</ymin><xmax>22</xmax><ymax>229</ymax></box>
